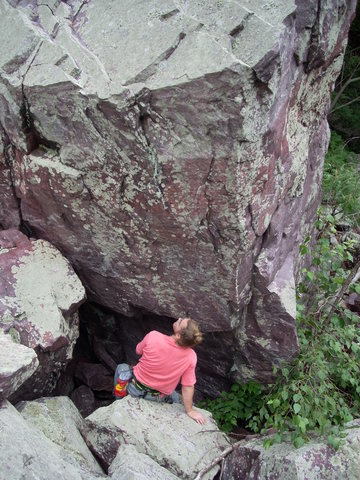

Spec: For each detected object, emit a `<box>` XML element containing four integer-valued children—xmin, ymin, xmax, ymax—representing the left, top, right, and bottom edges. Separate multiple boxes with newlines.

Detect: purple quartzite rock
<box><xmin>74</xmin><ymin>362</ymin><xmax>114</xmax><ymax>392</ymax></box>
<box><xmin>0</xmin><ymin>1</ymin><xmax>357</xmax><ymax>384</ymax></box>
<box><xmin>0</xmin><ymin>229</ymin><xmax>86</xmax><ymax>402</ymax></box>
<box><xmin>93</xmin><ymin>336</ymin><xmax>118</xmax><ymax>373</ymax></box>
<box><xmin>70</xmin><ymin>385</ymin><xmax>96</xmax><ymax>418</ymax></box>
<box><xmin>222</xmin><ymin>422</ymin><xmax>360</xmax><ymax>479</ymax></box>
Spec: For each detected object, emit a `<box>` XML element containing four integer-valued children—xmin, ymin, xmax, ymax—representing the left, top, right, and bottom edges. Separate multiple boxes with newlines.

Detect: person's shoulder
<box><xmin>187</xmin><ymin>348</ymin><xmax>197</xmax><ymax>362</ymax></box>
<box><xmin>148</xmin><ymin>330</ymin><xmax>168</xmax><ymax>341</ymax></box>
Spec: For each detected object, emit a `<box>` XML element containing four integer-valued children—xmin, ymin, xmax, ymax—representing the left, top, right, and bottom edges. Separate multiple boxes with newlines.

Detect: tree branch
<box><xmin>330</xmin><ymin>93</ymin><xmax>360</xmax><ymax>114</ymax></box>
<box><xmin>194</xmin><ymin>444</ymin><xmax>238</xmax><ymax>480</ymax></box>
<box><xmin>331</xmin><ymin>74</ymin><xmax>360</xmax><ymax>112</ymax></box>
<box><xmin>323</xmin><ymin>257</ymin><xmax>360</xmax><ymax>329</ymax></box>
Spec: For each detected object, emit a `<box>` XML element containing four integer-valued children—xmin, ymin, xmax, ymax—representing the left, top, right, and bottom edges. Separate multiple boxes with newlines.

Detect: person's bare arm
<box><xmin>135</xmin><ymin>333</ymin><xmax>149</xmax><ymax>355</ymax></box>
<box><xmin>182</xmin><ymin>385</ymin><xmax>206</xmax><ymax>425</ymax></box>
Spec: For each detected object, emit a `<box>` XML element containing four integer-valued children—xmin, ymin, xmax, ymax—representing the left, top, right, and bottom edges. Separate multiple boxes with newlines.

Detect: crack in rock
<box><xmin>135</xmin><ymin>97</ymin><xmax>167</xmax><ymax>210</ymax></box>
<box><xmin>0</xmin><ymin>124</ymin><xmax>32</xmax><ymax>236</ymax></box>
<box><xmin>20</xmin><ymin>85</ymin><xmax>60</xmax><ymax>155</ymax></box>
<box><xmin>38</xmin><ymin>3</ymin><xmax>56</xmax><ymax>17</ymax></box>
<box><xmin>160</xmin><ymin>9</ymin><xmax>180</xmax><ymax>22</ymax></box>
<box><xmin>304</xmin><ymin>0</ymin><xmax>322</xmax><ymax>72</ymax></box>
<box><xmin>203</xmin><ymin>155</ymin><xmax>220</xmax><ymax>254</ymax></box>
<box><xmin>229</xmin><ymin>11</ymin><xmax>254</xmax><ymax>51</ymax></box>
<box><xmin>73</xmin><ymin>1</ymin><xmax>89</xmax><ymax>22</ymax></box>
<box><xmin>124</xmin><ymin>31</ymin><xmax>186</xmax><ymax>86</ymax></box>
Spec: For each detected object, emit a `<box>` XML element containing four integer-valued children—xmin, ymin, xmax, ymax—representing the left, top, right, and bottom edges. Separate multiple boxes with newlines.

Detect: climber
<box><xmin>113</xmin><ymin>317</ymin><xmax>206</xmax><ymax>425</ymax></box>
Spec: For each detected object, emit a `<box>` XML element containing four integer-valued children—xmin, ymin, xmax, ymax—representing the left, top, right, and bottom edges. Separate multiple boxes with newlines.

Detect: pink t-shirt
<box><xmin>133</xmin><ymin>331</ymin><xmax>197</xmax><ymax>395</ymax></box>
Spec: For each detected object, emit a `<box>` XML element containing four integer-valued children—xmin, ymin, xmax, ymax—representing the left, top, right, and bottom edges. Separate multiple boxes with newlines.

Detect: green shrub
<box><xmin>322</xmin><ymin>132</ymin><xmax>360</xmax><ymax>224</ymax></box>
<box><xmin>198</xmin><ymin>382</ymin><xmax>265</xmax><ymax>432</ymax></box>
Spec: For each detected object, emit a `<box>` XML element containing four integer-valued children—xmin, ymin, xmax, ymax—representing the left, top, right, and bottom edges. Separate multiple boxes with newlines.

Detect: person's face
<box><xmin>173</xmin><ymin>317</ymin><xmax>189</xmax><ymax>335</ymax></box>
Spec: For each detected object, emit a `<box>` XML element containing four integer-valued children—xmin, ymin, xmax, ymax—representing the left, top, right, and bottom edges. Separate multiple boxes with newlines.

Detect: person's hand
<box><xmin>187</xmin><ymin>409</ymin><xmax>206</xmax><ymax>425</ymax></box>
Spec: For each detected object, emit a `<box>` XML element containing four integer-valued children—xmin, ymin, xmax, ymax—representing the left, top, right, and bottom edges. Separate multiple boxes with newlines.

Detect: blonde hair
<box><xmin>176</xmin><ymin>318</ymin><xmax>203</xmax><ymax>347</ymax></box>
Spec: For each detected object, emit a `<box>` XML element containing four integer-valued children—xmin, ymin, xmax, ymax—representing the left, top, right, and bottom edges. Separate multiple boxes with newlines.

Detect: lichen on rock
<box><xmin>0</xmin><ymin>0</ymin><xmax>357</xmax><ymax>386</ymax></box>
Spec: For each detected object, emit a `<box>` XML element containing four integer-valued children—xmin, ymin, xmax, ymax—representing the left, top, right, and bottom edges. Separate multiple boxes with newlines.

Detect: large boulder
<box><xmin>0</xmin><ymin>0</ymin><xmax>357</xmax><ymax>384</ymax></box>
<box><xmin>0</xmin><ymin>400</ymin><xmax>105</xmax><ymax>479</ymax></box>
<box><xmin>0</xmin><ymin>331</ymin><xmax>38</xmax><ymax>400</ymax></box>
<box><xmin>17</xmin><ymin>396</ymin><xmax>104</xmax><ymax>475</ymax></box>
<box><xmin>108</xmin><ymin>444</ymin><xmax>180</xmax><ymax>480</ymax></box>
<box><xmin>82</xmin><ymin>395</ymin><xmax>230</xmax><ymax>479</ymax></box>
<box><xmin>0</xmin><ymin>228</ymin><xmax>86</xmax><ymax>402</ymax></box>
<box><xmin>222</xmin><ymin>421</ymin><xmax>360</xmax><ymax>479</ymax></box>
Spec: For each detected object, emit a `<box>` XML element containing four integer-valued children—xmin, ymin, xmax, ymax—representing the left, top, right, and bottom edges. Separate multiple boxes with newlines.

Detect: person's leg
<box><xmin>113</xmin><ymin>363</ymin><xmax>131</xmax><ymax>387</ymax></box>
<box><xmin>113</xmin><ymin>363</ymin><xmax>133</xmax><ymax>400</ymax></box>
<box><xmin>127</xmin><ymin>380</ymin><xmax>146</xmax><ymax>398</ymax></box>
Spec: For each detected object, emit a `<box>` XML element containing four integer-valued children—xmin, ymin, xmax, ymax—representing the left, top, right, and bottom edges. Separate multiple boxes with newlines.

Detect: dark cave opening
<box><xmin>54</xmin><ymin>301</ymin><xmax>234</xmax><ymax>417</ymax></box>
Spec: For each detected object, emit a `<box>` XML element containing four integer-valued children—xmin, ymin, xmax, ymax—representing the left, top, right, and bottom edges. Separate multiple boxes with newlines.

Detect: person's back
<box><xmin>133</xmin><ymin>330</ymin><xmax>196</xmax><ymax>395</ymax></box>
<box><xmin>113</xmin><ymin>317</ymin><xmax>206</xmax><ymax>424</ymax></box>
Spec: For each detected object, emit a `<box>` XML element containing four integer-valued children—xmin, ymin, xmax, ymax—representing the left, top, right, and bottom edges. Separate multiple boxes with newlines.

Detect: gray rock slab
<box><xmin>0</xmin><ymin>400</ymin><xmax>106</xmax><ymax>480</ymax></box>
<box><xmin>0</xmin><ymin>332</ymin><xmax>38</xmax><ymax>400</ymax></box>
<box><xmin>223</xmin><ymin>421</ymin><xmax>360</xmax><ymax>479</ymax></box>
<box><xmin>82</xmin><ymin>396</ymin><xmax>230</xmax><ymax>479</ymax></box>
<box><xmin>109</xmin><ymin>444</ymin><xmax>180</xmax><ymax>480</ymax></box>
<box><xmin>17</xmin><ymin>396</ymin><xmax>103</xmax><ymax>475</ymax></box>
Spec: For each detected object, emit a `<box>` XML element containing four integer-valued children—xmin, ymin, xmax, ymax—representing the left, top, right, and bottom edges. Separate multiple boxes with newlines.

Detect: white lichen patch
<box><xmin>7</xmin><ymin>240</ymin><xmax>85</xmax><ymax>349</ymax></box>
<box><xmin>268</xmin><ymin>256</ymin><xmax>296</xmax><ymax>319</ymax></box>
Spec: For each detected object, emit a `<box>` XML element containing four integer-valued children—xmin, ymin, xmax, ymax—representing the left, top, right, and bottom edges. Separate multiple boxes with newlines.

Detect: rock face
<box><xmin>108</xmin><ymin>444</ymin><xmax>180</xmax><ymax>480</ymax></box>
<box><xmin>0</xmin><ymin>399</ymin><xmax>106</xmax><ymax>479</ymax></box>
<box><xmin>0</xmin><ymin>1</ymin><xmax>357</xmax><ymax>383</ymax></box>
<box><xmin>222</xmin><ymin>421</ymin><xmax>360</xmax><ymax>479</ymax></box>
<box><xmin>0</xmin><ymin>394</ymin><xmax>231</xmax><ymax>480</ymax></box>
<box><xmin>82</xmin><ymin>395</ymin><xmax>230</xmax><ymax>478</ymax></box>
<box><xmin>0</xmin><ymin>331</ymin><xmax>39</xmax><ymax>400</ymax></box>
<box><xmin>0</xmin><ymin>228</ymin><xmax>86</xmax><ymax>402</ymax></box>
<box><xmin>17</xmin><ymin>396</ymin><xmax>104</xmax><ymax>475</ymax></box>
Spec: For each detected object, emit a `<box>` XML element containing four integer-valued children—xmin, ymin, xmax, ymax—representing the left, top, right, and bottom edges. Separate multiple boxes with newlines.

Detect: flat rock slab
<box><xmin>109</xmin><ymin>444</ymin><xmax>180</xmax><ymax>480</ymax></box>
<box><xmin>0</xmin><ymin>400</ymin><xmax>106</xmax><ymax>480</ymax></box>
<box><xmin>0</xmin><ymin>331</ymin><xmax>38</xmax><ymax>400</ymax></box>
<box><xmin>223</xmin><ymin>421</ymin><xmax>360</xmax><ymax>479</ymax></box>
<box><xmin>83</xmin><ymin>396</ymin><xmax>230</xmax><ymax>479</ymax></box>
<box><xmin>17</xmin><ymin>396</ymin><xmax>103</xmax><ymax>475</ymax></box>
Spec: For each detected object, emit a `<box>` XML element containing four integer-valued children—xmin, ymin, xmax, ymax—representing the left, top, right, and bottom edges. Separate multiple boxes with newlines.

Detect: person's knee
<box><xmin>114</xmin><ymin>363</ymin><xmax>132</xmax><ymax>387</ymax></box>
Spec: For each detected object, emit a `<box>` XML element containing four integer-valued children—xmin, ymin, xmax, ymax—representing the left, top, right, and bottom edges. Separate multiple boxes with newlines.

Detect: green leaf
<box><xmin>300</xmin><ymin>245</ymin><xmax>310</xmax><ymax>255</ymax></box>
<box><xmin>293</xmin><ymin>403</ymin><xmax>301</xmax><ymax>414</ymax></box>
<box><xmin>272</xmin><ymin>399</ymin><xmax>281</xmax><ymax>409</ymax></box>
<box><xmin>263</xmin><ymin>439</ymin><xmax>273</xmax><ymax>450</ymax></box>
<box><xmin>306</xmin><ymin>271</ymin><xmax>315</xmax><ymax>281</ymax></box>
<box><xmin>293</xmin><ymin>436</ymin><xmax>305</xmax><ymax>448</ymax></box>
<box><xmin>281</xmin><ymin>391</ymin><xmax>289</xmax><ymax>401</ymax></box>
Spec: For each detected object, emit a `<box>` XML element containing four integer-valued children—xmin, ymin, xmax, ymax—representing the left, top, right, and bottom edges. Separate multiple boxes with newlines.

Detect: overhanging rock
<box><xmin>0</xmin><ymin>0</ymin><xmax>357</xmax><ymax>383</ymax></box>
